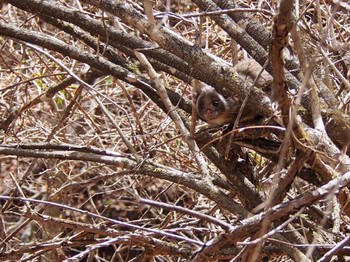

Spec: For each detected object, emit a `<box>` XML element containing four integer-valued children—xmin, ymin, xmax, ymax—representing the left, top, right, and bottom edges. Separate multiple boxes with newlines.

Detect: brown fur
<box><xmin>233</xmin><ymin>59</ymin><xmax>273</xmax><ymax>89</ymax></box>
<box><xmin>193</xmin><ymin>59</ymin><xmax>272</xmax><ymax>126</ymax></box>
<box><xmin>193</xmin><ymin>84</ymin><xmax>239</xmax><ymax>126</ymax></box>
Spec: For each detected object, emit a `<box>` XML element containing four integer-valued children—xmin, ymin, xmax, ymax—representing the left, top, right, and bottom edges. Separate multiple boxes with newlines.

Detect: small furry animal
<box><xmin>193</xmin><ymin>59</ymin><xmax>272</xmax><ymax>126</ymax></box>
<box><xmin>193</xmin><ymin>83</ymin><xmax>240</xmax><ymax>126</ymax></box>
<box><xmin>233</xmin><ymin>59</ymin><xmax>272</xmax><ymax>89</ymax></box>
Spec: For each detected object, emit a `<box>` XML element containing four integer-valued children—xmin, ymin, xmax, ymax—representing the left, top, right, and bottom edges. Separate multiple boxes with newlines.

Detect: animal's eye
<box><xmin>212</xmin><ymin>99</ymin><xmax>220</xmax><ymax>107</ymax></box>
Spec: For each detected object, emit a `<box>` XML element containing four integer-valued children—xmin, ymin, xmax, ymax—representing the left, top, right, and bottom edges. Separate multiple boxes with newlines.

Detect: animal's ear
<box><xmin>191</xmin><ymin>79</ymin><xmax>204</xmax><ymax>100</ymax></box>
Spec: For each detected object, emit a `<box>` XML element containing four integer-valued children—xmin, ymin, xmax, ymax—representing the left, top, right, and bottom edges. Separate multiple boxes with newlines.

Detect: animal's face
<box><xmin>196</xmin><ymin>90</ymin><xmax>227</xmax><ymax>122</ymax></box>
<box><xmin>193</xmin><ymin>85</ymin><xmax>237</xmax><ymax>126</ymax></box>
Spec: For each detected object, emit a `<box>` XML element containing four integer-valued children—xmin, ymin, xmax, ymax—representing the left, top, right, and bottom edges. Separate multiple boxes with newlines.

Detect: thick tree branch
<box><xmin>0</xmin><ymin>143</ymin><xmax>249</xmax><ymax>218</ymax></box>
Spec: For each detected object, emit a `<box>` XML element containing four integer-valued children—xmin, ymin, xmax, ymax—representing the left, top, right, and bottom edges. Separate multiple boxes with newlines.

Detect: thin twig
<box><xmin>134</xmin><ymin>51</ymin><xmax>211</xmax><ymax>179</ymax></box>
<box><xmin>180</xmin><ymin>8</ymin><xmax>274</xmax><ymax>18</ymax></box>
<box><xmin>0</xmin><ymin>196</ymin><xmax>204</xmax><ymax>246</ymax></box>
<box><xmin>22</xmin><ymin>42</ymin><xmax>141</xmax><ymax>162</ymax></box>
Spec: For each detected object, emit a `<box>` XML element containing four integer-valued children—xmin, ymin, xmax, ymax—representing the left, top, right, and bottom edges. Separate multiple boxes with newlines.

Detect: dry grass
<box><xmin>0</xmin><ymin>0</ymin><xmax>349</xmax><ymax>261</ymax></box>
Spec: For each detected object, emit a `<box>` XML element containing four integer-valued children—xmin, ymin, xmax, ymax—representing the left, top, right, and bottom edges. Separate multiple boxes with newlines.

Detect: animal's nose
<box><xmin>206</xmin><ymin>109</ymin><xmax>215</xmax><ymax>117</ymax></box>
